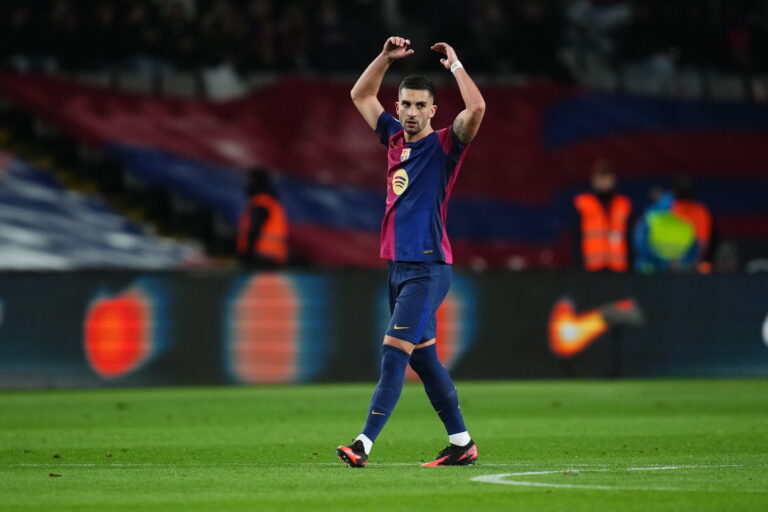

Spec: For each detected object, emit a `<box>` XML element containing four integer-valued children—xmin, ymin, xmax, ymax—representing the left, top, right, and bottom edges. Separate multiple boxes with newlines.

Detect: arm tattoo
<box><xmin>453</xmin><ymin>117</ymin><xmax>466</xmax><ymax>141</ymax></box>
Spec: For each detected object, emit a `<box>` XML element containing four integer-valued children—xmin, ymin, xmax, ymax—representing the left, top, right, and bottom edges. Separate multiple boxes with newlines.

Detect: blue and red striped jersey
<box><xmin>375</xmin><ymin>111</ymin><xmax>470</xmax><ymax>263</ymax></box>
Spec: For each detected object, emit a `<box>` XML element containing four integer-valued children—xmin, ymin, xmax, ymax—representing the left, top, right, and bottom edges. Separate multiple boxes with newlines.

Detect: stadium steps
<box><xmin>0</xmin><ymin>104</ymin><xmax>234</xmax><ymax>259</ymax></box>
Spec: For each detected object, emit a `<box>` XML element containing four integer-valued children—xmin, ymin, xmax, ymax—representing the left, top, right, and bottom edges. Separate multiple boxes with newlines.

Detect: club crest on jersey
<box><xmin>400</xmin><ymin>148</ymin><xmax>411</xmax><ymax>162</ymax></box>
<box><xmin>392</xmin><ymin>169</ymin><xmax>409</xmax><ymax>195</ymax></box>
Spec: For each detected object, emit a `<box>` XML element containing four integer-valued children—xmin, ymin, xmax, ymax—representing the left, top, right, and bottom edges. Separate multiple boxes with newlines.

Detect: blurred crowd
<box><xmin>571</xmin><ymin>161</ymin><xmax>728</xmax><ymax>275</ymax></box>
<box><xmin>1</xmin><ymin>0</ymin><xmax>767</xmax><ymax>83</ymax></box>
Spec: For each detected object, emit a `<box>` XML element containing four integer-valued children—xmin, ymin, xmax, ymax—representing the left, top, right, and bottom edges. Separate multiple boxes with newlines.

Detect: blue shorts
<box><xmin>386</xmin><ymin>261</ymin><xmax>452</xmax><ymax>344</ymax></box>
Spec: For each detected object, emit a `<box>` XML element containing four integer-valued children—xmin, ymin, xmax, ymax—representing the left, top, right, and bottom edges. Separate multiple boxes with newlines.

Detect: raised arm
<box><xmin>351</xmin><ymin>36</ymin><xmax>414</xmax><ymax>130</ymax></box>
<box><xmin>431</xmin><ymin>42</ymin><xmax>486</xmax><ymax>145</ymax></box>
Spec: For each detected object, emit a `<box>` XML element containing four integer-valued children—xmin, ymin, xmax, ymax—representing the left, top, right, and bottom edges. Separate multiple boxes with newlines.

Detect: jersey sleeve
<box><xmin>376</xmin><ymin>111</ymin><xmax>402</xmax><ymax>146</ymax></box>
<box><xmin>437</xmin><ymin>126</ymin><xmax>469</xmax><ymax>158</ymax></box>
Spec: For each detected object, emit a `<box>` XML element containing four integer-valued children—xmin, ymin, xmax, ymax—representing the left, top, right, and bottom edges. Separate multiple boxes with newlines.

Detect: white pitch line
<box><xmin>5</xmin><ymin>463</ymin><xmax>293</xmax><ymax>468</ymax></box>
<box><xmin>627</xmin><ymin>465</ymin><xmax>743</xmax><ymax>471</ymax></box>
<box><xmin>6</xmin><ymin>462</ymin><xmax>424</xmax><ymax>469</ymax></box>
<box><xmin>472</xmin><ymin>472</ymin><xmax>617</xmax><ymax>490</ymax></box>
<box><xmin>6</xmin><ymin>463</ymin><xmax>160</xmax><ymax>468</ymax></box>
<box><xmin>470</xmin><ymin>464</ymin><xmax>761</xmax><ymax>493</ymax></box>
<box><xmin>306</xmin><ymin>462</ymin><xmax>536</xmax><ymax>467</ymax></box>
<box><xmin>3</xmin><ymin>463</ymin><xmax>758</xmax><ymax>468</ymax></box>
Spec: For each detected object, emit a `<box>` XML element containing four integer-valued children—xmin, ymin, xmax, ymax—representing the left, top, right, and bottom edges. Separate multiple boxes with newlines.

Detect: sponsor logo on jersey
<box><xmin>392</xmin><ymin>169</ymin><xmax>409</xmax><ymax>195</ymax></box>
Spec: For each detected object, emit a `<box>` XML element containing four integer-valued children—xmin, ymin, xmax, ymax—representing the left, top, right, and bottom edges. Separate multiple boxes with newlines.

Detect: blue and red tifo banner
<box><xmin>1</xmin><ymin>73</ymin><xmax>767</xmax><ymax>268</ymax></box>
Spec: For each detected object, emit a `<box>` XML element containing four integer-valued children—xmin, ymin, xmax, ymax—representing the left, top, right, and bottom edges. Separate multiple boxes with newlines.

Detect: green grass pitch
<box><xmin>1</xmin><ymin>379</ymin><xmax>767</xmax><ymax>511</ymax></box>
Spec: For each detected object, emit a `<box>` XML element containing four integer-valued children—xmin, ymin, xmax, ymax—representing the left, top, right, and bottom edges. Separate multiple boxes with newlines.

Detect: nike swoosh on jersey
<box><xmin>393</xmin><ymin>325</ymin><xmax>409</xmax><ymax>330</ymax></box>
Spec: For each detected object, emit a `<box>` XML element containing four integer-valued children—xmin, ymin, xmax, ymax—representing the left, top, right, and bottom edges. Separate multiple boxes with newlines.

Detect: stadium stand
<box><xmin>2</xmin><ymin>0</ymin><xmax>767</xmax><ymax>270</ymax></box>
<box><xmin>1</xmin><ymin>72</ymin><xmax>767</xmax><ymax>269</ymax></box>
<box><xmin>0</xmin><ymin>149</ymin><xmax>203</xmax><ymax>269</ymax></box>
<box><xmin>2</xmin><ymin>0</ymin><xmax>766</xmax><ymax>100</ymax></box>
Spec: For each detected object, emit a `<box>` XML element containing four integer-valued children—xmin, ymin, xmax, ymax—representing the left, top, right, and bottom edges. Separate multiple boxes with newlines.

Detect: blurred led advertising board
<box><xmin>0</xmin><ymin>271</ymin><xmax>767</xmax><ymax>389</ymax></box>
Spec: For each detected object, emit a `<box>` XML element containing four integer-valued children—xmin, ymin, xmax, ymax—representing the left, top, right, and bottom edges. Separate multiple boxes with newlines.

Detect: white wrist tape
<box><xmin>450</xmin><ymin>60</ymin><xmax>463</xmax><ymax>74</ymax></box>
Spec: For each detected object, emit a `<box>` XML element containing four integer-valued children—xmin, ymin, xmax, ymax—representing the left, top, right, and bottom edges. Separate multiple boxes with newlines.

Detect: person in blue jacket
<box><xmin>633</xmin><ymin>189</ymin><xmax>699</xmax><ymax>273</ymax></box>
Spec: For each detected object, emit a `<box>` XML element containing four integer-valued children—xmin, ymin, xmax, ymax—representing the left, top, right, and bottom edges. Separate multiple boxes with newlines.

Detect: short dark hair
<box><xmin>673</xmin><ymin>175</ymin><xmax>696</xmax><ymax>200</ymax></box>
<box><xmin>398</xmin><ymin>75</ymin><xmax>435</xmax><ymax>99</ymax></box>
<box><xmin>246</xmin><ymin>166</ymin><xmax>276</xmax><ymax>196</ymax></box>
<box><xmin>591</xmin><ymin>158</ymin><xmax>614</xmax><ymax>178</ymax></box>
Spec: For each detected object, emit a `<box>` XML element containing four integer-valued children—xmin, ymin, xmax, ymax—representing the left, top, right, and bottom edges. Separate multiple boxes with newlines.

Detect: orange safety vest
<box><xmin>237</xmin><ymin>194</ymin><xmax>289</xmax><ymax>264</ymax></box>
<box><xmin>672</xmin><ymin>199</ymin><xmax>711</xmax><ymax>253</ymax></box>
<box><xmin>574</xmin><ymin>192</ymin><xmax>631</xmax><ymax>272</ymax></box>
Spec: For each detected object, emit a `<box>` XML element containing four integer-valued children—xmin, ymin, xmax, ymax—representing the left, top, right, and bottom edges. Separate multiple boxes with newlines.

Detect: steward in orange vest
<box><xmin>573</xmin><ymin>161</ymin><xmax>632</xmax><ymax>272</ymax></box>
<box><xmin>237</xmin><ymin>168</ymin><xmax>289</xmax><ymax>267</ymax></box>
<box><xmin>671</xmin><ymin>176</ymin><xmax>713</xmax><ymax>273</ymax></box>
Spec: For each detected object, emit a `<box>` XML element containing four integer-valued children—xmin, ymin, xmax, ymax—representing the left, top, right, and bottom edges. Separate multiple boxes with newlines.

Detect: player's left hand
<box><xmin>430</xmin><ymin>42</ymin><xmax>458</xmax><ymax>70</ymax></box>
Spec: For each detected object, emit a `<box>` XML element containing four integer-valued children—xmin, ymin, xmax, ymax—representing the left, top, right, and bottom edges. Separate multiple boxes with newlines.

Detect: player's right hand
<box><xmin>382</xmin><ymin>36</ymin><xmax>414</xmax><ymax>61</ymax></box>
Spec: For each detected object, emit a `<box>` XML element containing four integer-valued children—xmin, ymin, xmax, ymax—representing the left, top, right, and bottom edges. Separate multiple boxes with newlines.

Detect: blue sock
<box><xmin>361</xmin><ymin>345</ymin><xmax>411</xmax><ymax>442</ymax></box>
<box><xmin>409</xmin><ymin>344</ymin><xmax>467</xmax><ymax>435</ymax></box>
